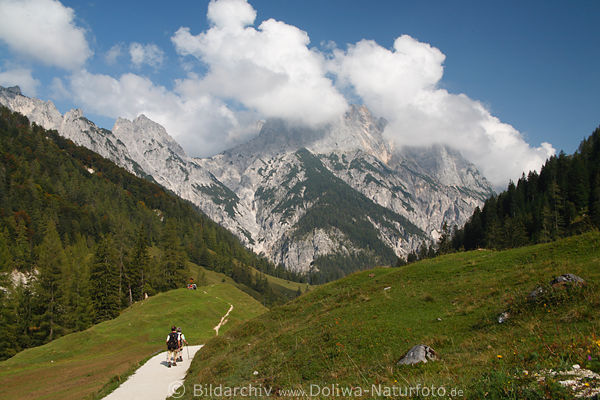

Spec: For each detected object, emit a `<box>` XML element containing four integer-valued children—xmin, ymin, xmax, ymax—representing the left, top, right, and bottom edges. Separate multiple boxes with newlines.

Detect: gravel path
<box><xmin>102</xmin><ymin>345</ymin><xmax>203</xmax><ymax>400</ymax></box>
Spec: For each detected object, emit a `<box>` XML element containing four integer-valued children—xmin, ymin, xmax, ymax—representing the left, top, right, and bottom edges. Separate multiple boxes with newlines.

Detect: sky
<box><xmin>0</xmin><ymin>0</ymin><xmax>598</xmax><ymax>188</ymax></box>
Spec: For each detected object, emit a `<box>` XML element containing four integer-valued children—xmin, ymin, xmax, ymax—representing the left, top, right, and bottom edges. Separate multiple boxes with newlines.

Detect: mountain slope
<box><xmin>177</xmin><ymin>232</ymin><xmax>600</xmax><ymax>398</ymax></box>
<box><xmin>0</xmin><ymin>284</ymin><xmax>266</xmax><ymax>400</ymax></box>
<box><xmin>0</xmin><ymin>104</ymin><xmax>288</xmax><ymax>359</ymax></box>
<box><xmin>449</xmin><ymin>125</ymin><xmax>600</xmax><ymax>251</ymax></box>
<box><xmin>0</xmin><ymin>86</ymin><xmax>494</xmax><ymax>278</ymax></box>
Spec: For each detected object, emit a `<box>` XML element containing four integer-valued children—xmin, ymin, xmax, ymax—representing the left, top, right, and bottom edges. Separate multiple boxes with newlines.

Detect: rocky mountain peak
<box><xmin>6</xmin><ymin>86</ymin><xmax>21</xmax><ymax>96</ymax></box>
<box><xmin>113</xmin><ymin>114</ymin><xmax>187</xmax><ymax>158</ymax></box>
<box><xmin>0</xmin><ymin>86</ymin><xmax>494</xmax><ymax>276</ymax></box>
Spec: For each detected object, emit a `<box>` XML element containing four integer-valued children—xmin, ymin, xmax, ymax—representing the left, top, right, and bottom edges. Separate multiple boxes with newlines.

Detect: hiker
<box><xmin>176</xmin><ymin>327</ymin><xmax>188</xmax><ymax>362</ymax></box>
<box><xmin>166</xmin><ymin>326</ymin><xmax>179</xmax><ymax>367</ymax></box>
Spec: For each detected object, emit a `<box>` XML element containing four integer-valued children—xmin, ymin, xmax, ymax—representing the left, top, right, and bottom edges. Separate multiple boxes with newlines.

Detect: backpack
<box><xmin>167</xmin><ymin>332</ymin><xmax>179</xmax><ymax>350</ymax></box>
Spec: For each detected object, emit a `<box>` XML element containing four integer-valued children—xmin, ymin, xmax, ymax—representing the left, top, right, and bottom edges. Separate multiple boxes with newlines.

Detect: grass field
<box><xmin>176</xmin><ymin>232</ymin><xmax>600</xmax><ymax>399</ymax></box>
<box><xmin>0</xmin><ymin>283</ymin><xmax>266</xmax><ymax>400</ymax></box>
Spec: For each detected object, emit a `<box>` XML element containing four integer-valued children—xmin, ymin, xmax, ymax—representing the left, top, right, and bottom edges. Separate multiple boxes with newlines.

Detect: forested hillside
<box><xmin>445</xmin><ymin>126</ymin><xmax>600</xmax><ymax>251</ymax></box>
<box><xmin>0</xmin><ymin>106</ymin><xmax>296</xmax><ymax>360</ymax></box>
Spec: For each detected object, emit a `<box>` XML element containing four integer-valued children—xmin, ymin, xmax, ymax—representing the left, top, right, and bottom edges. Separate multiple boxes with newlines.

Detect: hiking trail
<box><xmin>213</xmin><ymin>304</ymin><xmax>233</xmax><ymax>336</ymax></box>
<box><xmin>102</xmin><ymin>345</ymin><xmax>203</xmax><ymax>400</ymax></box>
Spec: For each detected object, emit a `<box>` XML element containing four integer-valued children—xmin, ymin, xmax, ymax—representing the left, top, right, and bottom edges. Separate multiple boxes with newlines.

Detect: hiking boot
<box><xmin>173</xmin><ymin>362</ymin><xmax>177</xmax><ymax>366</ymax></box>
<box><xmin>168</xmin><ymin>362</ymin><xmax>171</xmax><ymax>368</ymax></box>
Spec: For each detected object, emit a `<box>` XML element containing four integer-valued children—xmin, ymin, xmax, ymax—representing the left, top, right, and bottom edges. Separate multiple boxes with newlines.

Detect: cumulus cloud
<box><xmin>330</xmin><ymin>35</ymin><xmax>555</xmax><ymax>187</ymax></box>
<box><xmin>171</xmin><ymin>0</ymin><xmax>348</xmax><ymax>126</ymax></box>
<box><xmin>0</xmin><ymin>0</ymin><xmax>91</xmax><ymax>70</ymax></box>
<box><xmin>65</xmin><ymin>70</ymin><xmax>255</xmax><ymax>156</ymax></box>
<box><xmin>129</xmin><ymin>42</ymin><xmax>165</xmax><ymax>69</ymax></box>
<box><xmin>0</xmin><ymin>67</ymin><xmax>40</xmax><ymax>95</ymax></box>
<box><xmin>47</xmin><ymin>0</ymin><xmax>552</xmax><ymax>188</ymax></box>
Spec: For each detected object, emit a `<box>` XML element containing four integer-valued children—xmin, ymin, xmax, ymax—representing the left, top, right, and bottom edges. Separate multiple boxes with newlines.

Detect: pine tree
<box><xmin>159</xmin><ymin>220</ymin><xmax>187</xmax><ymax>291</ymax></box>
<box><xmin>11</xmin><ymin>218</ymin><xmax>31</xmax><ymax>271</ymax></box>
<box><xmin>0</xmin><ymin>277</ymin><xmax>17</xmax><ymax>360</ymax></box>
<box><xmin>127</xmin><ymin>228</ymin><xmax>150</xmax><ymax>303</ymax></box>
<box><xmin>0</xmin><ymin>227</ymin><xmax>11</xmax><ymax>271</ymax></box>
<box><xmin>90</xmin><ymin>235</ymin><xmax>120</xmax><ymax>323</ymax></box>
<box><xmin>35</xmin><ymin>219</ymin><xmax>66</xmax><ymax>342</ymax></box>
<box><xmin>62</xmin><ymin>235</ymin><xmax>94</xmax><ymax>331</ymax></box>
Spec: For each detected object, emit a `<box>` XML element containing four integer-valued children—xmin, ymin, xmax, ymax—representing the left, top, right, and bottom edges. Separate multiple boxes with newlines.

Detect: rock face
<box><xmin>0</xmin><ymin>86</ymin><xmax>494</xmax><ymax>277</ymax></box>
<box><xmin>397</xmin><ymin>345</ymin><xmax>437</xmax><ymax>365</ymax></box>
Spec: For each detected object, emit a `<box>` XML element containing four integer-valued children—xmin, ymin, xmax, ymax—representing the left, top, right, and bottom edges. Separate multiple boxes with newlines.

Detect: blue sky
<box><xmin>0</xmin><ymin>0</ymin><xmax>598</xmax><ymax>187</ymax></box>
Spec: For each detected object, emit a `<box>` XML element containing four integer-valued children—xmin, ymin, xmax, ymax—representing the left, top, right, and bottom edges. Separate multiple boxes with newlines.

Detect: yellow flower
<box><xmin>595</xmin><ymin>339</ymin><xmax>600</xmax><ymax>348</ymax></box>
<box><xmin>497</xmin><ymin>355</ymin><xmax>503</xmax><ymax>359</ymax></box>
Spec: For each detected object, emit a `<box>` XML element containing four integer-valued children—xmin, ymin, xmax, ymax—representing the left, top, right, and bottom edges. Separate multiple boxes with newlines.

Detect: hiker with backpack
<box><xmin>176</xmin><ymin>327</ymin><xmax>188</xmax><ymax>362</ymax></box>
<box><xmin>166</xmin><ymin>326</ymin><xmax>179</xmax><ymax>367</ymax></box>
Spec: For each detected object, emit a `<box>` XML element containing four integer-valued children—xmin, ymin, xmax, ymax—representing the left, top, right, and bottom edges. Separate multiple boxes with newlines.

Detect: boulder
<box><xmin>549</xmin><ymin>273</ymin><xmax>585</xmax><ymax>287</ymax></box>
<box><xmin>528</xmin><ymin>273</ymin><xmax>585</xmax><ymax>301</ymax></box>
<box><xmin>397</xmin><ymin>345</ymin><xmax>437</xmax><ymax>365</ymax></box>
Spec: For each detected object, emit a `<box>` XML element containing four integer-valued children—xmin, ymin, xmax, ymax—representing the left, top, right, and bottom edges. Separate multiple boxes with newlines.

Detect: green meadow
<box><xmin>0</xmin><ymin>283</ymin><xmax>266</xmax><ymax>400</ymax></box>
<box><xmin>177</xmin><ymin>232</ymin><xmax>600</xmax><ymax>399</ymax></box>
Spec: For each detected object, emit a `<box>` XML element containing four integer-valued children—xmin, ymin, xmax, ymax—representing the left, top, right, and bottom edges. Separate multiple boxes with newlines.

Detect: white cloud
<box><xmin>0</xmin><ymin>67</ymin><xmax>39</xmax><ymax>95</ymax></box>
<box><xmin>0</xmin><ymin>0</ymin><xmax>91</xmax><ymax>70</ymax></box>
<box><xmin>46</xmin><ymin>0</ymin><xmax>553</xmax><ymax>188</ymax></box>
<box><xmin>105</xmin><ymin>43</ymin><xmax>124</xmax><ymax>66</ymax></box>
<box><xmin>330</xmin><ymin>35</ymin><xmax>555</xmax><ymax>187</ymax></box>
<box><xmin>65</xmin><ymin>70</ymin><xmax>255</xmax><ymax>156</ymax></box>
<box><xmin>171</xmin><ymin>0</ymin><xmax>348</xmax><ymax>126</ymax></box>
<box><xmin>129</xmin><ymin>42</ymin><xmax>165</xmax><ymax>69</ymax></box>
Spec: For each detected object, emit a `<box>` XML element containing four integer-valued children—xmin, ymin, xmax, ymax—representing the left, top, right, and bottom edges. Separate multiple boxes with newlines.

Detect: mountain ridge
<box><xmin>0</xmin><ymin>85</ymin><xmax>494</xmax><ymax>277</ymax></box>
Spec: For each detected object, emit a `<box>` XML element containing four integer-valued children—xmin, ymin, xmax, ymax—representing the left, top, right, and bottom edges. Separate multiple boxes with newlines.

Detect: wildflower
<box><xmin>596</xmin><ymin>339</ymin><xmax>600</xmax><ymax>348</ymax></box>
<box><xmin>589</xmin><ymin>355</ymin><xmax>593</xmax><ymax>361</ymax></box>
<box><xmin>497</xmin><ymin>355</ymin><xmax>503</xmax><ymax>359</ymax></box>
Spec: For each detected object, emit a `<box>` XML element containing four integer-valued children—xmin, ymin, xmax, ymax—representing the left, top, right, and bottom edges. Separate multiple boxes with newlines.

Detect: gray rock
<box><xmin>549</xmin><ymin>273</ymin><xmax>585</xmax><ymax>287</ymax></box>
<box><xmin>529</xmin><ymin>274</ymin><xmax>585</xmax><ymax>301</ymax></box>
<box><xmin>498</xmin><ymin>311</ymin><xmax>510</xmax><ymax>324</ymax></box>
<box><xmin>7</xmin><ymin>86</ymin><xmax>21</xmax><ymax>95</ymax></box>
<box><xmin>528</xmin><ymin>286</ymin><xmax>545</xmax><ymax>301</ymax></box>
<box><xmin>397</xmin><ymin>345</ymin><xmax>437</xmax><ymax>365</ymax></box>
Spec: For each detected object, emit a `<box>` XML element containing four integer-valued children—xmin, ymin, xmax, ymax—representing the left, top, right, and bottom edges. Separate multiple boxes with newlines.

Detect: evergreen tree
<box><xmin>35</xmin><ymin>219</ymin><xmax>66</xmax><ymax>342</ymax></box>
<box><xmin>127</xmin><ymin>228</ymin><xmax>150</xmax><ymax>303</ymax></box>
<box><xmin>0</xmin><ymin>277</ymin><xmax>17</xmax><ymax>360</ymax></box>
<box><xmin>0</xmin><ymin>227</ymin><xmax>11</xmax><ymax>271</ymax></box>
<box><xmin>90</xmin><ymin>235</ymin><xmax>120</xmax><ymax>323</ymax></box>
<box><xmin>158</xmin><ymin>220</ymin><xmax>187</xmax><ymax>290</ymax></box>
<box><xmin>11</xmin><ymin>218</ymin><xmax>32</xmax><ymax>271</ymax></box>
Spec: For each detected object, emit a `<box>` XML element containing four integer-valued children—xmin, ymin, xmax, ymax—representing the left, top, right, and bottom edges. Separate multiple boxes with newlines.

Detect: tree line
<box><xmin>399</xmin><ymin>125</ymin><xmax>600</xmax><ymax>265</ymax></box>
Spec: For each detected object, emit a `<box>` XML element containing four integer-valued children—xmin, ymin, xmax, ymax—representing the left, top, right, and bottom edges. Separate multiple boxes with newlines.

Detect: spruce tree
<box><xmin>35</xmin><ymin>219</ymin><xmax>66</xmax><ymax>342</ymax></box>
<box><xmin>127</xmin><ymin>228</ymin><xmax>150</xmax><ymax>303</ymax></box>
<box><xmin>159</xmin><ymin>220</ymin><xmax>187</xmax><ymax>290</ymax></box>
<box><xmin>90</xmin><ymin>235</ymin><xmax>120</xmax><ymax>323</ymax></box>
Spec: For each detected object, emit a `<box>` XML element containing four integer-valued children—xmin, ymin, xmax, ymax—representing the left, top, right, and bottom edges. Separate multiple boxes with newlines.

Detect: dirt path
<box><xmin>213</xmin><ymin>304</ymin><xmax>233</xmax><ymax>336</ymax></box>
<box><xmin>102</xmin><ymin>345</ymin><xmax>203</xmax><ymax>400</ymax></box>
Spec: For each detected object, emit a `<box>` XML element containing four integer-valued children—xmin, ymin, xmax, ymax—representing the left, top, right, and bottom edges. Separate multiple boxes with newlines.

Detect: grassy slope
<box><xmin>179</xmin><ymin>232</ymin><xmax>600</xmax><ymax>398</ymax></box>
<box><xmin>0</xmin><ymin>283</ymin><xmax>266</xmax><ymax>400</ymax></box>
<box><xmin>247</xmin><ymin>265</ymin><xmax>312</xmax><ymax>298</ymax></box>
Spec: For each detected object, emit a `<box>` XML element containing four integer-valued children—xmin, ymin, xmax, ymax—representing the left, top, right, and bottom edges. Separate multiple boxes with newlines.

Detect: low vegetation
<box><xmin>176</xmin><ymin>232</ymin><xmax>600</xmax><ymax>398</ymax></box>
